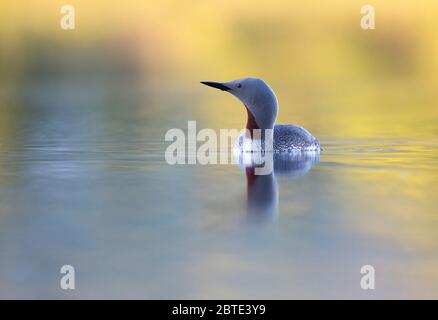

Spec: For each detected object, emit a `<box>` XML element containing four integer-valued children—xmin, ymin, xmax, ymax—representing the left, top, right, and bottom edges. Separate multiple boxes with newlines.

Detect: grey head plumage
<box><xmin>201</xmin><ymin>78</ymin><xmax>278</xmax><ymax>130</ymax></box>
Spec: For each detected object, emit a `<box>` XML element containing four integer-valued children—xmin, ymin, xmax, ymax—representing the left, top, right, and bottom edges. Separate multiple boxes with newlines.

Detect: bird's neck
<box><xmin>245</xmin><ymin>105</ymin><xmax>260</xmax><ymax>133</ymax></box>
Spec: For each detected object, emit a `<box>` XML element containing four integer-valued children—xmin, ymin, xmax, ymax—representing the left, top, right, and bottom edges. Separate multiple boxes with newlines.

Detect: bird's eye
<box><xmin>236</xmin><ymin>83</ymin><xmax>242</xmax><ymax>88</ymax></box>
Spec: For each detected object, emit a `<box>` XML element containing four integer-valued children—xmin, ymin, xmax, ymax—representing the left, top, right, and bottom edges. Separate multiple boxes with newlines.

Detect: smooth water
<box><xmin>0</xmin><ymin>83</ymin><xmax>437</xmax><ymax>299</ymax></box>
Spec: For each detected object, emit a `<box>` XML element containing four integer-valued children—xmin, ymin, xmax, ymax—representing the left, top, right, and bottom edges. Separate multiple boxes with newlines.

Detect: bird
<box><xmin>201</xmin><ymin>78</ymin><xmax>321</xmax><ymax>153</ymax></box>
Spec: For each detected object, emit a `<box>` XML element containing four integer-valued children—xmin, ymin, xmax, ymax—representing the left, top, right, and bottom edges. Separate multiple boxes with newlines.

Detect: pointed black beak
<box><xmin>200</xmin><ymin>81</ymin><xmax>230</xmax><ymax>91</ymax></box>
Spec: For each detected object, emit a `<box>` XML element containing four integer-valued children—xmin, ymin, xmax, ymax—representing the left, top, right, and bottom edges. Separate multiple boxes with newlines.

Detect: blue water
<box><xmin>0</xmin><ymin>82</ymin><xmax>437</xmax><ymax>299</ymax></box>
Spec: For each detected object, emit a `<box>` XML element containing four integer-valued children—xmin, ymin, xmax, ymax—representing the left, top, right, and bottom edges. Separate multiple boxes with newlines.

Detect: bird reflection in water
<box><xmin>236</xmin><ymin>151</ymin><xmax>320</xmax><ymax>224</ymax></box>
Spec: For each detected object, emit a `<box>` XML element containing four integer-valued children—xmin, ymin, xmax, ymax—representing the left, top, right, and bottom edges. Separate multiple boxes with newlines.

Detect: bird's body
<box><xmin>272</xmin><ymin>124</ymin><xmax>320</xmax><ymax>152</ymax></box>
<box><xmin>235</xmin><ymin>124</ymin><xmax>320</xmax><ymax>153</ymax></box>
<box><xmin>201</xmin><ymin>78</ymin><xmax>321</xmax><ymax>152</ymax></box>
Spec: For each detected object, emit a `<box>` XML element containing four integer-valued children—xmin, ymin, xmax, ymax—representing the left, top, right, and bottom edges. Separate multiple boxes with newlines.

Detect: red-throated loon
<box><xmin>201</xmin><ymin>78</ymin><xmax>321</xmax><ymax>152</ymax></box>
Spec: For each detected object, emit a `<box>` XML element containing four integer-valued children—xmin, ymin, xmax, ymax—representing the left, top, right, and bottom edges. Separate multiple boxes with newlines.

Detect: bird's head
<box><xmin>201</xmin><ymin>78</ymin><xmax>278</xmax><ymax>130</ymax></box>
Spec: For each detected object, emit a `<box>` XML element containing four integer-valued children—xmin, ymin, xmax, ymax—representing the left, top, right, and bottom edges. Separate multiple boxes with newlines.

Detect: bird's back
<box><xmin>234</xmin><ymin>124</ymin><xmax>321</xmax><ymax>153</ymax></box>
<box><xmin>273</xmin><ymin>124</ymin><xmax>320</xmax><ymax>152</ymax></box>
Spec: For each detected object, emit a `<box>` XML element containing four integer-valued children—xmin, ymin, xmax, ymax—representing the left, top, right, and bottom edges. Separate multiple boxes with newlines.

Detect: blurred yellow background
<box><xmin>0</xmin><ymin>0</ymin><xmax>437</xmax><ymax>139</ymax></box>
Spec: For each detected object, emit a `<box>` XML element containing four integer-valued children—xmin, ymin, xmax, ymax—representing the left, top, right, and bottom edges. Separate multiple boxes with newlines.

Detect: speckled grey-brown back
<box><xmin>273</xmin><ymin>124</ymin><xmax>320</xmax><ymax>152</ymax></box>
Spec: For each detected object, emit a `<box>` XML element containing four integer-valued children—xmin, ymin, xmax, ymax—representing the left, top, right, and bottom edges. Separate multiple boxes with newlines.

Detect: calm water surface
<box><xmin>0</xmin><ymin>84</ymin><xmax>437</xmax><ymax>299</ymax></box>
